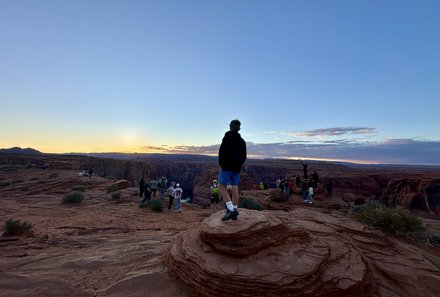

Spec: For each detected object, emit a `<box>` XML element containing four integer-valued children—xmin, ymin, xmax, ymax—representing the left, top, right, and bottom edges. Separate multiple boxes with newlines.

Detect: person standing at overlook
<box><xmin>150</xmin><ymin>177</ymin><xmax>159</xmax><ymax>198</ymax></box>
<box><xmin>217</xmin><ymin>119</ymin><xmax>247</xmax><ymax>221</ymax></box>
<box><xmin>158</xmin><ymin>176</ymin><xmax>168</xmax><ymax>200</ymax></box>
<box><xmin>167</xmin><ymin>182</ymin><xmax>176</xmax><ymax>212</ymax></box>
<box><xmin>301</xmin><ymin>162</ymin><xmax>308</xmax><ymax>179</ymax></box>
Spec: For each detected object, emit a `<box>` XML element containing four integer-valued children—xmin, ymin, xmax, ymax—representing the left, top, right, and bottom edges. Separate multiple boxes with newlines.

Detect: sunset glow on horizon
<box><xmin>1</xmin><ymin>1</ymin><xmax>440</xmax><ymax>165</ymax></box>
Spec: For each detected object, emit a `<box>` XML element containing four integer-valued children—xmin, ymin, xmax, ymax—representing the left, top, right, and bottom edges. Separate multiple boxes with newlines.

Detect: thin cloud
<box><xmin>292</xmin><ymin>127</ymin><xmax>377</xmax><ymax>137</ymax></box>
<box><xmin>140</xmin><ymin>145</ymin><xmax>169</xmax><ymax>152</ymax></box>
<box><xmin>246</xmin><ymin>139</ymin><xmax>440</xmax><ymax>165</ymax></box>
<box><xmin>140</xmin><ymin>144</ymin><xmax>219</xmax><ymax>155</ymax></box>
<box><xmin>139</xmin><ymin>138</ymin><xmax>440</xmax><ymax>165</ymax></box>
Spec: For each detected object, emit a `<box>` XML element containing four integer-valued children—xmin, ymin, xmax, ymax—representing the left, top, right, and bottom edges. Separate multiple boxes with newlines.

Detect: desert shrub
<box><xmin>4</xmin><ymin>218</ymin><xmax>32</xmax><ymax>236</ymax></box>
<box><xmin>150</xmin><ymin>199</ymin><xmax>163</xmax><ymax>212</ymax></box>
<box><xmin>29</xmin><ymin>177</ymin><xmax>39</xmax><ymax>181</ymax></box>
<box><xmin>106</xmin><ymin>184</ymin><xmax>119</xmax><ymax>193</ymax></box>
<box><xmin>20</xmin><ymin>187</ymin><xmax>30</xmax><ymax>192</ymax></box>
<box><xmin>71</xmin><ymin>185</ymin><xmax>85</xmax><ymax>192</ymax></box>
<box><xmin>106</xmin><ymin>176</ymin><xmax>115</xmax><ymax>180</ymax></box>
<box><xmin>12</xmin><ymin>179</ymin><xmax>24</xmax><ymax>184</ymax></box>
<box><xmin>353</xmin><ymin>200</ymin><xmax>424</xmax><ymax>234</ymax></box>
<box><xmin>0</xmin><ymin>181</ymin><xmax>10</xmax><ymax>188</ymax></box>
<box><xmin>62</xmin><ymin>191</ymin><xmax>84</xmax><ymax>204</ymax></box>
<box><xmin>111</xmin><ymin>191</ymin><xmax>122</xmax><ymax>200</ymax></box>
<box><xmin>238</xmin><ymin>196</ymin><xmax>263</xmax><ymax>211</ymax></box>
<box><xmin>49</xmin><ymin>172</ymin><xmax>58</xmax><ymax>179</ymax></box>
<box><xmin>410</xmin><ymin>231</ymin><xmax>440</xmax><ymax>246</ymax></box>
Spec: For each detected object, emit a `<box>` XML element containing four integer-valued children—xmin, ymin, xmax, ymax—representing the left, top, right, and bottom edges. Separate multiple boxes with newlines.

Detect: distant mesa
<box><xmin>0</xmin><ymin>147</ymin><xmax>42</xmax><ymax>155</ymax></box>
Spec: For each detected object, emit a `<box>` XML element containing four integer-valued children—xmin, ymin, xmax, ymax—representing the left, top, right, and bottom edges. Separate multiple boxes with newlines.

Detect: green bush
<box><xmin>0</xmin><ymin>181</ymin><xmax>10</xmax><ymax>188</ymax></box>
<box><xmin>4</xmin><ymin>218</ymin><xmax>32</xmax><ymax>236</ymax></box>
<box><xmin>238</xmin><ymin>196</ymin><xmax>263</xmax><ymax>211</ymax></box>
<box><xmin>150</xmin><ymin>199</ymin><xmax>163</xmax><ymax>212</ymax></box>
<box><xmin>106</xmin><ymin>176</ymin><xmax>115</xmax><ymax>180</ymax></box>
<box><xmin>29</xmin><ymin>177</ymin><xmax>39</xmax><ymax>181</ymax></box>
<box><xmin>49</xmin><ymin>172</ymin><xmax>58</xmax><ymax>179</ymax></box>
<box><xmin>106</xmin><ymin>184</ymin><xmax>119</xmax><ymax>193</ymax></box>
<box><xmin>353</xmin><ymin>200</ymin><xmax>424</xmax><ymax>234</ymax></box>
<box><xmin>62</xmin><ymin>191</ymin><xmax>84</xmax><ymax>204</ymax></box>
<box><xmin>111</xmin><ymin>191</ymin><xmax>121</xmax><ymax>200</ymax></box>
<box><xmin>71</xmin><ymin>185</ymin><xmax>85</xmax><ymax>192</ymax></box>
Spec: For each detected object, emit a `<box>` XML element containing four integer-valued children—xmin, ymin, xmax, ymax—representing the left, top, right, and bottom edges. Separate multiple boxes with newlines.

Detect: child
<box><xmin>210</xmin><ymin>180</ymin><xmax>219</xmax><ymax>213</ymax></box>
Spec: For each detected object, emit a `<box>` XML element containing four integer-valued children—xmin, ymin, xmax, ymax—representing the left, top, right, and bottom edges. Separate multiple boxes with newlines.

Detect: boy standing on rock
<box><xmin>218</xmin><ymin>119</ymin><xmax>247</xmax><ymax>221</ymax></box>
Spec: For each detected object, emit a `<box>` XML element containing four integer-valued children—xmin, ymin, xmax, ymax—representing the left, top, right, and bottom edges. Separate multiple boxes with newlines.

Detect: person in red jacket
<box><xmin>218</xmin><ymin>119</ymin><xmax>247</xmax><ymax>221</ymax></box>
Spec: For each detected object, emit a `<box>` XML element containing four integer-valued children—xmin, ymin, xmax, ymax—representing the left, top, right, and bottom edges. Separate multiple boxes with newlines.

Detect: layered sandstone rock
<box><xmin>377</xmin><ymin>178</ymin><xmax>440</xmax><ymax>215</ymax></box>
<box><xmin>165</xmin><ymin>209</ymin><xmax>440</xmax><ymax>297</ymax></box>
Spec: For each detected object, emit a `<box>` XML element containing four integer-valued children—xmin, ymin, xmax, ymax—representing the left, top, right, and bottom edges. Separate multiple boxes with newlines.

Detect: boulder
<box><xmin>268</xmin><ymin>189</ymin><xmax>288</xmax><ymax>202</ymax></box>
<box><xmin>115</xmin><ymin>179</ymin><xmax>130</xmax><ymax>190</ymax></box>
<box><xmin>165</xmin><ymin>209</ymin><xmax>440</xmax><ymax>297</ymax></box>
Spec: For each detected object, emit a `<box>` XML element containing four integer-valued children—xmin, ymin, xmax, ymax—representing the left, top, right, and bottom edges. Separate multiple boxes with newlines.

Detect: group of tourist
<box><xmin>135</xmin><ymin>119</ymin><xmax>246</xmax><ymax>222</ymax></box>
<box><xmin>136</xmin><ymin>120</ymin><xmax>337</xmax><ymax>222</ymax></box>
<box><xmin>272</xmin><ymin>167</ymin><xmax>334</xmax><ymax>205</ymax></box>
<box><xmin>139</xmin><ymin>176</ymin><xmax>183</xmax><ymax>213</ymax></box>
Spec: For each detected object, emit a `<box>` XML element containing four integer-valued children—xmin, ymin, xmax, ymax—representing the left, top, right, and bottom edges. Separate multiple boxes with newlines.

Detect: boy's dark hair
<box><xmin>229</xmin><ymin>119</ymin><xmax>241</xmax><ymax>131</ymax></box>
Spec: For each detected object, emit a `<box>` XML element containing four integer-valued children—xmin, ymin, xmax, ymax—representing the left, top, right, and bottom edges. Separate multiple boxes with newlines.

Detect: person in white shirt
<box><xmin>174</xmin><ymin>183</ymin><xmax>183</xmax><ymax>213</ymax></box>
<box><xmin>307</xmin><ymin>184</ymin><xmax>314</xmax><ymax>205</ymax></box>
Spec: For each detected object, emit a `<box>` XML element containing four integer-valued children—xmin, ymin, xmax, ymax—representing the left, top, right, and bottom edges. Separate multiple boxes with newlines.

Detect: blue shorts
<box><xmin>218</xmin><ymin>170</ymin><xmax>240</xmax><ymax>186</ymax></box>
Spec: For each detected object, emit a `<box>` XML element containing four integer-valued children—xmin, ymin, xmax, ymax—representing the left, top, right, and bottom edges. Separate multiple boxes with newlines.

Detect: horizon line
<box><xmin>2</xmin><ymin>147</ymin><xmax>440</xmax><ymax>167</ymax></box>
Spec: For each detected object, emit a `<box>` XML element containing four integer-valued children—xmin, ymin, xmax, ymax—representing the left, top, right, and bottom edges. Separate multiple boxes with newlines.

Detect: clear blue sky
<box><xmin>1</xmin><ymin>0</ymin><xmax>439</xmax><ymax>164</ymax></box>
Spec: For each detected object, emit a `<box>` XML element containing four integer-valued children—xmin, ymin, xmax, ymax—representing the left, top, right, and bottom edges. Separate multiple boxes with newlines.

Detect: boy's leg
<box><xmin>219</xmin><ymin>183</ymin><xmax>231</xmax><ymax>203</ymax></box>
<box><xmin>231</xmin><ymin>185</ymin><xmax>239</xmax><ymax>207</ymax></box>
<box><xmin>219</xmin><ymin>183</ymin><xmax>235</xmax><ymax>221</ymax></box>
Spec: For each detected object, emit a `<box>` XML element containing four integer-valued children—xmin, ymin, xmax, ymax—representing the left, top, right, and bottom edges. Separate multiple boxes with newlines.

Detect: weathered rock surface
<box><xmin>1</xmin><ymin>167</ymin><xmax>440</xmax><ymax>297</ymax></box>
<box><xmin>165</xmin><ymin>209</ymin><xmax>440</xmax><ymax>297</ymax></box>
<box><xmin>115</xmin><ymin>179</ymin><xmax>130</xmax><ymax>190</ymax></box>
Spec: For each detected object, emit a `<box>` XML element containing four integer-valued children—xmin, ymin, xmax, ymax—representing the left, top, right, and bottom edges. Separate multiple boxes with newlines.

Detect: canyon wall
<box><xmin>2</xmin><ymin>153</ymin><xmax>440</xmax><ymax>214</ymax></box>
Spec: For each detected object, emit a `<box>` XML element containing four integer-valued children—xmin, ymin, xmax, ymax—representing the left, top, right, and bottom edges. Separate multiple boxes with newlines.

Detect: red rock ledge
<box><xmin>165</xmin><ymin>208</ymin><xmax>440</xmax><ymax>297</ymax></box>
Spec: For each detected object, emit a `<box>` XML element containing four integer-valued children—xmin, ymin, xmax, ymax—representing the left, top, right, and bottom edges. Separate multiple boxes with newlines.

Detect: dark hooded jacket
<box><xmin>218</xmin><ymin>130</ymin><xmax>247</xmax><ymax>172</ymax></box>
